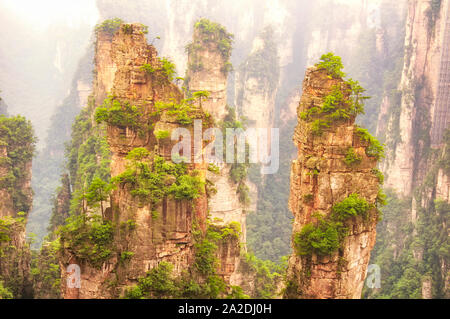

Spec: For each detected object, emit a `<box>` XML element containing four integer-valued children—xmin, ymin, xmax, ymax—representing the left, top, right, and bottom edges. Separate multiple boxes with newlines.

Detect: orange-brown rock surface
<box><xmin>60</xmin><ymin>23</ymin><xmax>209</xmax><ymax>298</ymax></box>
<box><xmin>285</xmin><ymin>67</ymin><xmax>380</xmax><ymax>299</ymax></box>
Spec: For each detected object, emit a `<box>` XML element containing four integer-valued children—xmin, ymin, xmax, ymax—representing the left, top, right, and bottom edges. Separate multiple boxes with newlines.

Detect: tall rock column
<box><xmin>0</xmin><ymin>116</ymin><xmax>35</xmax><ymax>298</ymax></box>
<box><xmin>185</xmin><ymin>19</ymin><xmax>246</xmax><ymax>285</ymax></box>
<box><xmin>59</xmin><ymin>23</ymin><xmax>210</xmax><ymax>298</ymax></box>
<box><xmin>383</xmin><ymin>0</ymin><xmax>449</xmax><ymax>197</ymax></box>
<box><xmin>285</xmin><ymin>65</ymin><xmax>382</xmax><ymax>299</ymax></box>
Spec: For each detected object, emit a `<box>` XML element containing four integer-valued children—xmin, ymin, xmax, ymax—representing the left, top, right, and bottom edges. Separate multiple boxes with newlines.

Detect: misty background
<box><xmin>0</xmin><ymin>0</ymin><xmax>406</xmax><ymax>262</ymax></box>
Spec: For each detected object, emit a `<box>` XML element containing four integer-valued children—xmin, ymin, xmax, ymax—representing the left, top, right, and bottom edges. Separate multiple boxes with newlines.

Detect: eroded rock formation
<box><xmin>0</xmin><ymin>118</ymin><xmax>35</xmax><ymax>298</ymax></box>
<box><xmin>285</xmin><ymin>67</ymin><xmax>381</xmax><ymax>299</ymax></box>
<box><xmin>383</xmin><ymin>0</ymin><xmax>449</xmax><ymax>197</ymax></box>
<box><xmin>185</xmin><ymin>20</ymin><xmax>246</xmax><ymax>286</ymax></box>
<box><xmin>59</xmin><ymin>23</ymin><xmax>209</xmax><ymax>298</ymax></box>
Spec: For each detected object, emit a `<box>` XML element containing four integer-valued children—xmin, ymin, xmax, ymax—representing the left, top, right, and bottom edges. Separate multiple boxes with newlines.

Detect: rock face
<box><xmin>0</xmin><ymin>121</ymin><xmax>34</xmax><ymax>298</ymax></box>
<box><xmin>285</xmin><ymin>67</ymin><xmax>381</xmax><ymax>299</ymax></box>
<box><xmin>186</xmin><ymin>20</ymin><xmax>246</xmax><ymax>286</ymax></box>
<box><xmin>383</xmin><ymin>0</ymin><xmax>450</xmax><ymax>197</ymax></box>
<box><xmin>59</xmin><ymin>23</ymin><xmax>209</xmax><ymax>298</ymax></box>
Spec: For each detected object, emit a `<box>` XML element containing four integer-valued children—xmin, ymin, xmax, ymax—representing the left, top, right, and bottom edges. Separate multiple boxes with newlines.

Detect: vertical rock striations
<box><xmin>285</xmin><ymin>60</ymin><xmax>383</xmax><ymax>299</ymax></box>
<box><xmin>185</xmin><ymin>19</ymin><xmax>246</xmax><ymax>286</ymax></box>
<box><xmin>59</xmin><ymin>22</ymin><xmax>210</xmax><ymax>298</ymax></box>
<box><xmin>0</xmin><ymin>115</ymin><xmax>35</xmax><ymax>298</ymax></box>
<box><xmin>383</xmin><ymin>0</ymin><xmax>449</xmax><ymax>197</ymax></box>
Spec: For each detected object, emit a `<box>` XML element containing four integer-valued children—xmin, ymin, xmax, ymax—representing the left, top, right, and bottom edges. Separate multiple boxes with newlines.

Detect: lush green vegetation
<box><xmin>344</xmin><ymin>147</ymin><xmax>362</xmax><ymax>166</ymax></box>
<box><xmin>301</xmin><ymin>54</ymin><xmax>370</xmax><ymax>136</ymax></box>
<box><xmin>0</xmin><ymin>115</ymin><xmax>36</xmax><ymax>213</ymax></box>
<box><xmin>294</xmin><ymin>217</ymin><xmax>343</xmax><ymax>257</ymax></box>
<box><xmin>94</xmin><ymin>96</ymin><xmax>142</xmax><ymax>130</ymax></box>
<box><xmin>365</xmin><ymin>152</ymin><xmax>449</xmax><ymax>299</ymax></box>
<box><xmin>294</xmin><ymin>193</ymin><xmax>375</xmax><ymax>257</ymax></box>
<box><xmin>154</xmin><ymin>129</ymin><xmax>170</xmax><ymax>140</ymax></box>
<box><xmin>153</xmin><ymin>99</ymin><xmax>195</xmax><ymax>125</ymax></box>
<box><xmin>315</xmin><ymin>52</ymin><xmax>346</xmax><ymax>78</ymax></box>
<box><xmin>66</xmin><ymin>103</ymin><xmax>111</xmax><ymax>216</ymax></box>
<box><xmin>240</xmin><ymin>253</ymin><xmax>287</xmax><ymax>298</ymax></box>
<box><xmin>332</xmin><ymin>193</ymin><xmax>371</xmax><ymax>221</ymax></box>
<box><xmin>112</xmin><ymin>148</ymin><xmax>204</xmax><ymax>206</ymax></box>
<box><xmin>439</xmin><ymin>129</ymin><xmax>450</xmax><ymax>175</ymax></box>
<box><xmin>30</xmin><ymin>239</ymin><xmax>61</xmax><ymax>298</ymax></box>
<box><xmin>0</xmin><ymin>281</ymin><xmax>13</xmax><ymax>299</ymax></box>
<box><xmin>140</xmin><ymin>57</ymin><xmax>177</xmax><ymax>82</ymax></box>
<box><xmin>123</xmin><ymin>221</ymin><xmax>243</xmax><ymax>299</ymax></box>
<box><xmin>58</xmin><ymin>214</ymin><xmax>114</xmax><ymax>268</ymax></box>
<box><xmin>356</xmin><ymin>127</ymin><xmax>385</xmax><ymax>160</ymax></box>
<box><xmin>0</xmin><ymin>213</ymin><xmax>30</xmax><ymax>298</ymax></box>
<box><xmin>95</xmin><ymin>18</ymin><xmax>123</xmax><ymax>35</ymax></box>
<box><xmin>186</xmin><ymin>19</ymin><xmax>234</xmax><ymax>76</ymax></box>
<box><xmin>372</xmin><ymin>169</ymin><xmax>385</xmax><ymax>185</ymax></box>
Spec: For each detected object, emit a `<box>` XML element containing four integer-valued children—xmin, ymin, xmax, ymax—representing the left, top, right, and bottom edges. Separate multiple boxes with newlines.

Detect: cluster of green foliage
<box><xmin>356</xmin><ymin>127</ymin><xmax>385</xmax><ymax>160</ymax></box>
<box><xmin>94</xmin><ymin>96</ymin><xmax>143</xmax><ymax>130</ymax></box>
<box><xmin>315</xmin><ymin>52</ymin><xmax>346</xmax><ymax>78</ymax></box>
<box><xmin>112</xmin><ymin>148</ymin><xmax>204</xmax><ymax>206</ymax></box>
<box><xmin>294</xmin><ymin>217</ymin><xmax>342</xmax><ymax>257</ymax></box>
<box><xmin>185</xmin><ymin>19</ymin><xmax>234</xmax><ymax>75</ymax></box>
<box><xmin>344</xmin><ymin>147</ymin><xmax>362</xmax><ymax>166</ymax></box>
<box><xmin>154</xmin><ymin>129</ymin><xmax>170</xmax><ymax>140</ymax></box>
<box><xmin>365</xmin><ymin>145</ymin><xmax>449</xmax><ymax>300</ymax></box>
<box><xmin>364</xmin><ymin>129</ymin><xmax>449</xmax><ymax>299</ymax></box>
<box><xmin>294</xmin><ymin>193</ymin><xmax>374</xmax><ymax>257</ymax></box>
<box><xmin>0</xmin><ymin>214</ymin><xmax>26</xmax><ymax>256</ymax></box>
<box><xmin>124</xmin><ymin>221</ymin><xmax>243</xmax><ymax>299</ymax></box>
<box><xmin>0</xmin><ymin>281</ymin><xmax>13</xmax><ymax>299</ymax></box>
<box><xmin>300</xmin><ymin>53</ymin><xmax>370</xmax><ymax>136</ymax></box>
<box><xmin>194</xmin><ymin>18</ymin><xmax>234</xmax><ymax>60</ymax></box>
<box><xmin>0</xmin><ymin>213</ymin><xmax>31</xmax><ymax>298</ymax></box>
<box><xmin>66</xmin><ymin>105</ymin><xmax>111</xmax><ymax>216</ymax></box>
<box><xmin>207</xmin><ymin>163</ymin><xmax>220</xmax><ymax>174</ymax></box>
<box><xmin>372</xmin><ymin>168</ymin><xmax>385</xmax><ymax>185</ymax></box>
<box><xmin>153</xmin><ymin>99</ymin><xmax>194</xmax><ymax>125</ymax></box>
<box><xmin>95</xmin><ymin>18</ymin><xmax>123</xmax><ymax>35</ymax></box>
<box><xmin>159</xmin><ymin>58</ymin><xmax>177</xmax><ymax>81</ymax></box>
<box><xmin>30</xmin><ymin>239</ymin><xmax>61</xmax><ymax>298</ymax></box>
<box><xmin>331</xmin><ymin>193</ymin><xmax>371</xmax><ymax>221</ymax></box>
<box><xmin>0</xmin><ymin>115</ymin><xmax>36</xmax><ymax>213</ymax></box>
<box><xmin>140</xmin><ymin>57</ymin><xmax>177</xmax><ymax>82</ymax></box>
<box><xmin>241</xmin><ymin>253</ymin><xmax>287</xmax><ymax>298</ymax></box>
<box><xmin>123</xmin><ymin>260</ymin><xmax>232</xmax><ymax>299</ymax></box>
<box><xmin>58</xmin><ymin>214</ymin><xmax>114</xmax><ymax>268</ymax></box>
<box><xmin>194</xmin><ymin>222</ymin><xmax>241</xmax><ymax>276</ymax></box>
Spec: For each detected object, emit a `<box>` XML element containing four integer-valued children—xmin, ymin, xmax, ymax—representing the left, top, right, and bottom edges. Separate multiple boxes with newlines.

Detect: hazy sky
<box><xmin>1</xmin><ymin>0</ymin><xmax>99</xmax><ymax>31</ymax></box>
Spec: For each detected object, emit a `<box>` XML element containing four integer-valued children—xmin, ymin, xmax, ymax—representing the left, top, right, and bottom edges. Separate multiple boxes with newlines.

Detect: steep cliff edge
<box><xmin>56</xmin><ymin>22</ymin><xmax>210</xmax><ymax>298</ymax></box>
<box><xmin>367</xmin><ymin>0</ymin><xmax>449</xmax><ymax>299</ymax></box>
<box><xmin>42</xmin><ymin>20</ymin><xmax>256</xmax><ymax>299</ymax></box>
<box><xmin>0</xmin><ymin>115</ymin><xmax>36</xmax><ymax>298</ymax></box>
<box><xmin>383</xmin><ymin>0</ymin><xmax>449</xmax><ymax>197</ymax></box>
<box><xmin>185</xmin><ymin>19</ymin><xmax>247</xmax><ymax>287</ymax></box>
<box><xmin>285</xmin><ymin>56</ymin><xmax>384</xmax><ymax>299</ymax></box>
